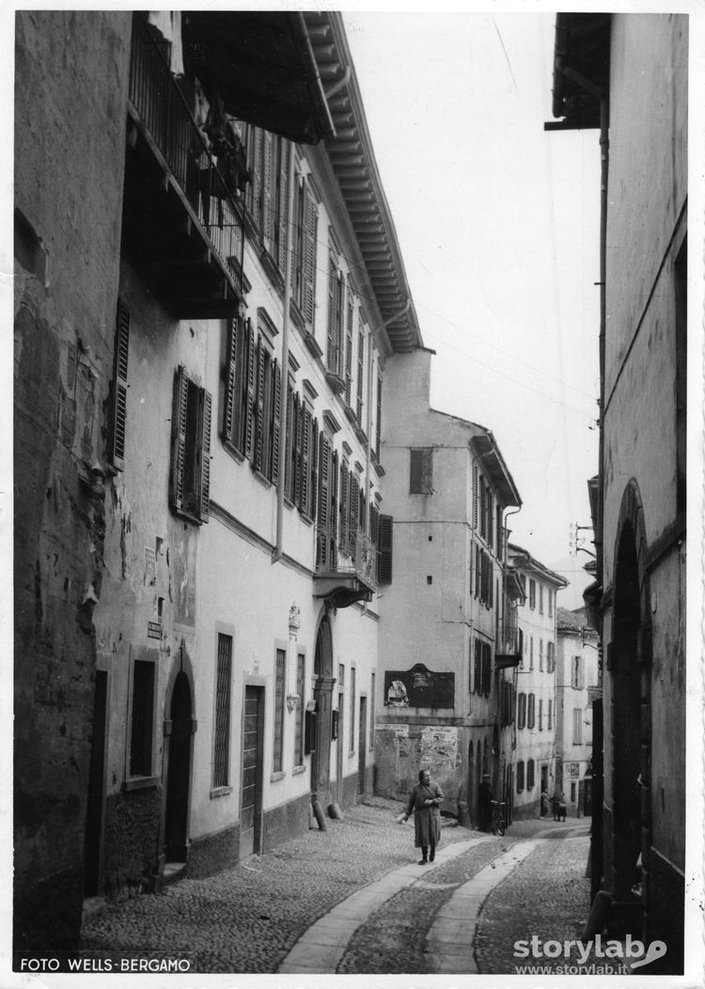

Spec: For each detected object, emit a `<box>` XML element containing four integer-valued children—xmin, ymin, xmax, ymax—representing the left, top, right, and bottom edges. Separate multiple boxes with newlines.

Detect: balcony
<box><xmin>495</xmin><ymin>620</ymin><xmax>523</xmax><ymax>669</ymax></box>
<box><xmin>122</xmin><ymin>14</ymin><xmax>245</xmax><ymax>319</ymax></box>
<box><xmin>314</xmin><ymin>524</ymin><xmax>377</xmax><ymax>608</ymax></box>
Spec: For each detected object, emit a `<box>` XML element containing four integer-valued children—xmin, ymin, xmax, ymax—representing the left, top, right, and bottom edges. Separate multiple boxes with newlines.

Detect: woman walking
<box><xmin>401</xmin><ymin>768</ymin><xmax>444</xmax><ymax>864</ymax></box>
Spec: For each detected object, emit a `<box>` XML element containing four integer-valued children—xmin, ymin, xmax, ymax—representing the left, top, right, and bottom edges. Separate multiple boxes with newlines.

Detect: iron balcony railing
<box><xmin>496</xmin><ymin>618</ymin><xmax>523</xmax><ymax>660</ymax></box>
<box><xmin>315</xmin><ymin>523</ymin><xmax>378</xmax><ymax>590</ymax></box>
<box><xmin>128</xmin><ymin>13</ymin><xmax>244</xmax><ymax>290</ymax></box>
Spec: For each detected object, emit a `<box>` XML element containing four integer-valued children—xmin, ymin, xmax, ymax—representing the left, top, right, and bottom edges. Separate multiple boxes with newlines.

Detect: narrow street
<box><xmin>79</xmin><ymin>797</ymin><xmax>618</xmax><ymax>976</ymax></box>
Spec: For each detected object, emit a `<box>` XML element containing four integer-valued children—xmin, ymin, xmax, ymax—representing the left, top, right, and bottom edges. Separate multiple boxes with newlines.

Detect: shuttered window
<box><xmin>516</xmin><ymin>760</ymin><xmax>525</xmax><ymax>793</ymax></box>
<box><xmin>527</xmin><ymin>759</ymin><xmax>535</xmax><ymax>790</ymax></box>
<box><xmin>327</xmin><ymin>262</ymin><xmax>344</xmax><ymax>375</ymax></box>
<box><xmin>273</xmin><ymin>648</ymin><xmax>286</xmax><ymax>773</ymax></box>
<box><xmin>109</xmin><ymin>298</ymin><xmax>130</xmax><ymax>469</ymax></box>
<box><xmin>344</xmin><ymin>295</ymin><xmax>354</xmax><ymax>405</ymax></box>
<box><xmin>170</xmin><ymin>366</ymin><xmax>211</xmax><ymax>524</ymax></box>
<box><xmin>294</xmin><ymin>653</ymin><xmax>305</xmax><ymax>767</ymax></box>
<box><xmin>527</xmin><ymin>693</ymin><xmax>536</xmax><ymax>729</ymax></box>
<box><xmin>356</xmin><ymin>326</ymin><xmax>365</xmax><ymax>426</ymax></box>
<box><xmin>377</xmin><ymin>513</ymin><xmax>393</xmax><ymax>584</ymax></box>
<box><xmin>213</xmin><ymin>634</ymin><xmax>232</xmax><ymax>788</ymax></box>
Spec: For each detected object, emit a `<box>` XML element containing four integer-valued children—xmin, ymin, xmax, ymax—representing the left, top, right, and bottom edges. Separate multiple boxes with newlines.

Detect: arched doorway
<box><xmin>610</xmin><ymin>487</ymin><xmax>652</xmax><ymax>930</ymax></box>
<box><xmin>311</xmin><ymin>613</ymin><xmax>335</xmax><ymax>808</ymax></box>
<box><xmin>164</xmin><ymin>671</ymin><xmax>194</xmax><ymax>862</ymax></box>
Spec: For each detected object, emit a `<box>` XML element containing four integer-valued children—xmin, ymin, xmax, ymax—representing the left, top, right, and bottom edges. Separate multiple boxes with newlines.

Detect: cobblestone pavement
<box><xmin>80</xmin><ymin>796</ymin><xmax>471</xmax><ymax>973</ymax></box>
<box><xmin>338</xmin><ymin>834</ymin><xmax>516</xmax><ymax>974</ymax></box>
<box><xmin>475</xmin><ymin>825</ymin><xmax>624</xmax><ymax>976</ymax></box>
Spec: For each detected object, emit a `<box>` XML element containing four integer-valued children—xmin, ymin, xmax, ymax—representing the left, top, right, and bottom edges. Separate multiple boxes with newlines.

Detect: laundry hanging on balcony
<box><xmin>147</xmin><ymin>11</ymin><xmax>184</xmax><ymax>77</ymax></box>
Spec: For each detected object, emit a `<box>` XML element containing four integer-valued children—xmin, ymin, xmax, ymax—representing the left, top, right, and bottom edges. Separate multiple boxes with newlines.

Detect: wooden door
<box><xmin>240</xmin><ymin>686</ymin><xmax>264</xmax><ymax>858</ymax></box>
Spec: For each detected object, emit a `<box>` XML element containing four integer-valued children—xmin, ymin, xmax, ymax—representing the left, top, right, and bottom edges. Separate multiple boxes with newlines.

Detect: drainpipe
<box><xmin>272</xmin><ymin>142</ymin><xmax>298</xmax><ymax>565</ymax></box>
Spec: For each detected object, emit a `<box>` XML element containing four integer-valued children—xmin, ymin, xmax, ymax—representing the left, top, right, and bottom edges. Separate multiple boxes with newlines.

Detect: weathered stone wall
<box><xmin>14</xmin><ymin>10</ymin><xmax>131</xmax><ymax>952</ymax></box>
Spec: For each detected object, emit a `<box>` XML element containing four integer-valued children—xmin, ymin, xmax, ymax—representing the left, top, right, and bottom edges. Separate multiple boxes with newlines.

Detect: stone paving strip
<box><xmin>425</xmin><ymin>840</ymin><xmax>537</xmax><ymax>974</ymax></box>
<box><xmin>278</xmin><ymin>836</ymin><xmax>494</xmax><ymax>974</ymax></box>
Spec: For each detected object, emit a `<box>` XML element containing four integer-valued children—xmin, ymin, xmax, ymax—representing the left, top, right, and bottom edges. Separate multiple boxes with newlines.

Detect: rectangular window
<box><xmin>409</xmin><ymin>448</ymin><xmax>433</xmax><ymax>494</ymax></box>
<box><xmin>547</xmin><ymin>641</ymin><xmax>555</xmax><ymax>673</ymax></box>
<box><xmin>344</xmin><ymin>295</ymin><xmax>354</xmax><ymax>406</ymax></box>
<box><xmin>108</xmin><ymin>298</ymin><xmax>130</xmax><ymax>470</ymax></box>
<box><xmin>548</xmin><ymin>698</ymin><xmax>553</xmax><ymax>730</ymax></box>
<box><xmin>538</xmin><ymin>698</ymin><xmax>543</xmax><ymax>731</ymax></box>
<box><xmin>548</xmin><ymin>589</ymin><xmax>553</xmax><ymax>618</ymax></box>
<box><xmin>529</xmin><ymin>579</ymin><xmax>536</xmax><ymax>609</ymax></box>
<box><xmin>213</xmin><ymin>634</ymin><xmax>232</xmax><ymax>788</ymax></box>
<box><xmin>349</xmin><ymin>667</ymin><xmax>356</xmax><ymax>752</ymax></box>
<box><xmin>573</xmin><ymin>708</ymin><xmax>582</xmax><ymax>745</ymax></box>
<box><xmin>571</xmin><ymin>656</ymin><xmax>583</xmax><ymax>689</ymax></box>
<box><xmin>170</xmin><ymin>366</ymin><xmax>212</xmax><ymax>523</ymax></box>
<box><xmin>292</xmin><ymin>175</ymin><xmax>318</xmax><ymax>329</ymax></box>
<box><xmin>273</xmin><ymin>649</ymin><xmax>286</xmax><ymax>773</ymax></box>
<box><xmin>516</xmin><ymin>760</ymin><xmax>525</xmax><ymax>793</ymax></box>
<box><xmin>529</xmin><ymin>636</ymin><xmax>534</xmax><ymax>670</ymax></box>
<box><xmin>327</xmin><ymin>261</ymin><xmax>345</xmax><ymax>376</ymax></box>
<box><xmin>527</xmin><ymin>693</ymin><xmax>535</xmax><ymax>730</ymax></box>
<box><xmin>527</xmin><ymin>758</ymin><xmax>535</xmax><ymax>790</ymax></box>
<box><xmin>295</xmin><ymin>653</ymin><xmax>305</xmax><ymax>767</ymax></box>
<box><xmin>539</xmin><ymin>585</ymin><xmax>544</xmax><ymax>614</ymax></box>
<box><xmin>130</xmin><ymin>660</ymin><xmax>155</xmax><ymax>777</ymax></box>
<box><xmin>517</xmin><ymin>692</ymin><xmax>526</xmax><ymax>729</ymax></box>
<box><xmin>356</xmin><ymin>325</ymin><xmax>365</xmax><ymax>426</ymax></box>
<box><xmin>377</xmin><ymin>514</ymin><xmax>393</xmax><ymax>584</ymax></box>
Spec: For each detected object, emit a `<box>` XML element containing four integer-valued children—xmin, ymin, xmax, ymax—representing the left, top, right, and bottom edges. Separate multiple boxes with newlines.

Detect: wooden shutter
<box><xmin>170</xmin><ymin>365</ymin><xmax>189</xmax><ymax>513</ymax></box>
<box><xmin>339</xmin><ymin>463</ymin><xmax>349</xmax><ymax>547</ymax></box>
<box><xmin>110</xmin><ymin>298</ymin><xmax>130</xmax><ymax>469</ymax></box>
<box><xmin>317</xmin><ymin>433</ymin><xmax>330</xmax><ymax>568</ymax></box>
<box><xmin>293</xmin><ymin>394</ymin><xmax>303</xmax><ymax>508</ymax></box>
<box><xmin>261</xmin><ymin>130</ymin><xmax>273</xmax><ymax>246</ymax></box>
<box><xmin>317</xmin><ymin>432</ymin><xmax>330</xmax><ymax>529</ymax></box>
<box><xmin>199</xmin><ymin>388</ymin><xmax>212</xmax><ymax>522</ymax></box>
<box><xmin>344</xmin><ymin>294</ymin><xmax>354</xmax><ymax>405</ymax></box>
<box><xmin>223</xmin><ymin>317</ymin><xmax>238</xmax><ymax>445</ymax></box>
<box><xmin>301</xmin><ymin>405</ymin><xmax>311</xmax><ymax>515</ymax></box>
<box><xmin>472</xmin><ymin>465</ymin><xmax>479</xmax><ymax>530</ymax></box>
<box><xmin>284</xmin><ymin>381</ymin><xmax>294</xmax><ymax>500</ymax></box>
<box><xmin>310</xmin><ymin>419</ymin><xmax>319</xmax><ymax>521</ymax></box>
<box><xmin>350</xmin><ymin>473</ymin><xmax>359</xmax><ymax>537</ymax></box>
<box><xmin>254</xmin><ymin>338</ymin><xmax>265</xmax><ymax>473</ymax></box>
<box><xmin>250</xmin><ymin>128</ymin><xmax>263</xmax><ymax>228</ymax></box>
<box><xmin>356</xmin><ymin>327</ymin><xmax>364</xmax><ymax>426</ymax></box>
<box><xmin>327</xmin><ymin>260</ymin><xmax>336</xmax><ymax>369</ymax></box>
<box><xmin>377</xmin><ymin>514</ymin><xmax>393</xmax><ymax>584</ymax></box>
<box><xmin>302</xmin><ymin>186</ymin><xmax>317</xmax><ymax>328</ymax></box>
<box><xmin>270</xmin><ymin>360</ymin><xmax>281</xmax><ymax>483</ymax></box>
<box><xmin>330</xmin><ymin>449</ymin><xmax>339</xmax><ymax>546</ymax></box>
<box><xmin>243</xmin><ymin>319</ymin><xmax>256</xmax><ymax>460</ymax></box>
<box><xmin>277</xmin><ymin>139</ymin><xmax>289</xmax><ymax>273</ymax></box>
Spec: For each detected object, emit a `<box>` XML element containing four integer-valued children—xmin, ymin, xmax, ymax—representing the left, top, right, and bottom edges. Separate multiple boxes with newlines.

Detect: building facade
<box><xmin>555</xmin><ymin>607</ymin><xmax>599</xmax><ymax>817</ymax></box>
<box><xmin>507</xmin><ymin>544</ymin><xmax>567</xmax><ymax>819</ymax></box>
<box><xmin>374</xmin><ymin>347</ymin><xmax>522</xmax><ymax>827</ymax></box>
<box><xmin>14</xmin><ymin>10</ymin><xmax>424</xmax><ymax>953</ymax></box>
<box><xmin>550</xmin><ymin>12</ymin><xmax>687</xmax><ymax>972</ymax></box>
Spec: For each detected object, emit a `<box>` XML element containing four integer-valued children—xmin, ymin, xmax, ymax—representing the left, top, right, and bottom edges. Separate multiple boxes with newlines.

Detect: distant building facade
<box><xmin>555</xmin><ymin>607</ymin><xmax>599</xmax><ymax>817</ymax></box>
<box><xmin>550</xmin><ymin>12</ymin><xmax>687</xmax><ymax>972</ymax></box>
<box><xmin>507</xmin><ymin>544</ymin><xmax>567</xmax><ymax>819</ymax></box>
<box><xmin>375</xmin><ymin>347</ymin><xmax>522</xmax><ymax>826</ymax></box>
